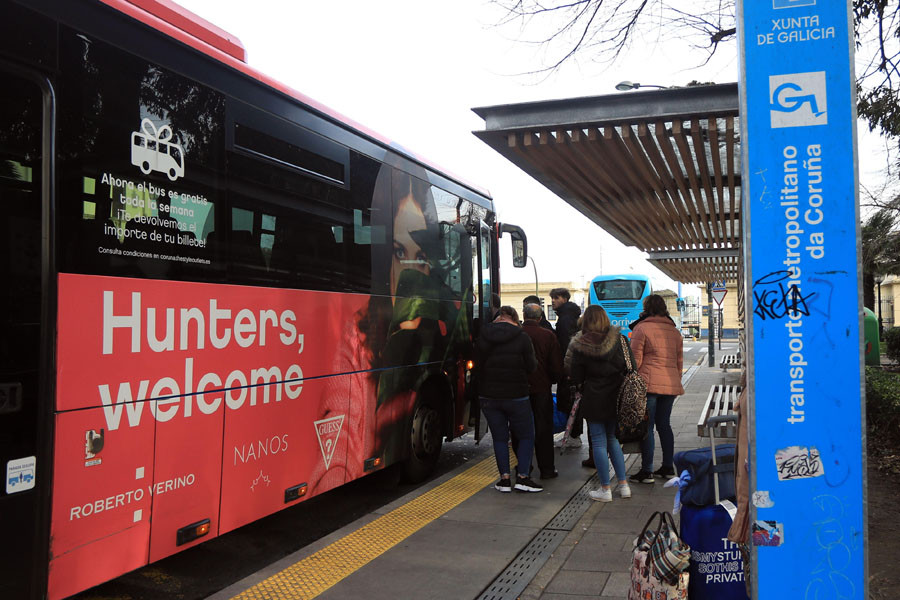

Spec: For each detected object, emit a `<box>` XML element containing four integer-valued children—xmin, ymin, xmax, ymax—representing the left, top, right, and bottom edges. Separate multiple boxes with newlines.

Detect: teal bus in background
<box><xmin>588</xmin><ymin>274</ymin><xmax>652</xmax><ymax>336</ymax></box>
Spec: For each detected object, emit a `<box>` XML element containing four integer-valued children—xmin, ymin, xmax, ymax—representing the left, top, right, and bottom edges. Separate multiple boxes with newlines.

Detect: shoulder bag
<box><xmin>615</xmin><ymin>335</ymin><xmax>649</xmax><ymax>444</ymax></box>
<box><xmin>628</xmin><ymin>511</ymin><xmax>690</xmax><ymax>599</ymax></box>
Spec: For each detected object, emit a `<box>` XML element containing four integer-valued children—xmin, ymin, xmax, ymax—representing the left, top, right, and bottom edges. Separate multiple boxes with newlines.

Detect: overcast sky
<box><xmin>175</xmin><ymin>0</ymin><xmax>889</xmax><ymax>299</ymax></box>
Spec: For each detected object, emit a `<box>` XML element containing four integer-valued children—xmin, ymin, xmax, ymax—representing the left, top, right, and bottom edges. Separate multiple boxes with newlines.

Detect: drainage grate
<box><xmin>475</xmin><ymin>474</ymin><xmax>600</xmax><ymax>600</ymax></box>
<box><xmin>475</xmin><ymin>529</ymin><xmax>568</xmax><ymax>600</ymax></box>
<box><xmin>546</xmin><ymin>473</ymin><xmax>600</xmax><ymax>531</ymax></box>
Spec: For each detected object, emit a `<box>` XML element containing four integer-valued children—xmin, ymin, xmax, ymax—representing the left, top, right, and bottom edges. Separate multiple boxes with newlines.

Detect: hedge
<box><xmin>884</xmin><ymin>327</ymin><xmax>900</xmax><ymax>363</ymax></box>
<box><xmin>866</xmin><ymin>366</ymin><xmax>900</xmax><ymax>445</ymax></box>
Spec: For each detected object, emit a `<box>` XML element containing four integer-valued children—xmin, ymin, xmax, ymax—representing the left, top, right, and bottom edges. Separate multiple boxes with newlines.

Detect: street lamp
<box><xmin>527</xmin><ymin>256</ymin><xmax>539</xmax><ymax>297</ymax></box>
<box><xmin>615</xmin><ymin>81</ymin><xmax>668</xmax><ymax>91</ymax></box>
<box><xmin>875</xmin><ymin>273</ymin><xmax>885</xmax><ymax>335</ymax></box>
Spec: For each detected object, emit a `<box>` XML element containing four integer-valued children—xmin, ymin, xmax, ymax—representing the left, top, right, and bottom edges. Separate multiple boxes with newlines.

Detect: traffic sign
<box><xmin>711</xmin><ymin>288</ymin><xmax>727</xmax><ymax>306</ymax></box>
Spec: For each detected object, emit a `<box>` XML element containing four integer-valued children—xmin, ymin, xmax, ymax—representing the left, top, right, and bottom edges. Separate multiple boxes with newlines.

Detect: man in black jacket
<box><xmin>550</xmin><ymin>288</ymin><xmax>584</xmax><ymax>449</ymax></box>
<box><xmin>476</xmin><ymin>306</ymin><xmax>542</xmax><ymax>493</ymax></box>
<box><xmin>519</xmin><ymin>303</ymin><xmax>564</xmax><ymax>479</ymax></box>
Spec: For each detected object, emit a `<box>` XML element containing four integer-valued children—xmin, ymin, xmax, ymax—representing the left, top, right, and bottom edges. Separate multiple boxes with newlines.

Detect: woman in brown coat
<box><xmin>628</xmin><ymin>294</ymin><xmax>684</xmax><ymax>484</ymax></box>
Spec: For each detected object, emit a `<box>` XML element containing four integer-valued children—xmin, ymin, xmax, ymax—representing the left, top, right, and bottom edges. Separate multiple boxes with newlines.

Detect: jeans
<box><xmin>587</xmin><ymin>419</ymin><xmax>627</xmax><ymax>487</ymax></box>
<box><xmin>510</xmin><ymin>392</ymin><xmax>554</xmax><ymax>473</ymax></box>
<box><xmin>640</xmin><ymin>394</ymin><xmax>676</xmax><ymax>472</ymax></box>
<box><xmin>481</xmin><ymin>396</ymin><xmax>535</xmax><ymax>478</ymax></box>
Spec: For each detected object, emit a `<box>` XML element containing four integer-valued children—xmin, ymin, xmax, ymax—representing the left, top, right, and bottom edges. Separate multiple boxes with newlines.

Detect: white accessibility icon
<box><xmin>769</xmin><ymin>72</ymin><xmax>828</xmax><ymax>128</ymax></box>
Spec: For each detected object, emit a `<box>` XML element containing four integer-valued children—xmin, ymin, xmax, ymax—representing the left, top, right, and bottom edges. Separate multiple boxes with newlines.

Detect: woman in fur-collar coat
<box><xmin>565</xmin><ymin>305</ymin><xmax>631</xmax><ymax>502</ymax></box>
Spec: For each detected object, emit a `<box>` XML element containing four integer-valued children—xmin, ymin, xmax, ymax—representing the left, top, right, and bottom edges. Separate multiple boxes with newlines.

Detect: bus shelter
<box><xmin>473</xmin><ymin>83</ymin><xmax>741</xmax><ymax>286</ymax></box>
<box><xmin>473</xmin><ymin>83</ymin><xmax>745</xmax><ymax>355</ymax></box>
<box><xmin>473</xmin><ymin>68</ymin><xmax>867</xmax><ymax>598</ymax></box>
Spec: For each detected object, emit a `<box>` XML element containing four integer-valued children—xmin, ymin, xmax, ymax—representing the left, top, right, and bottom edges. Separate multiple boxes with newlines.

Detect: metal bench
<box><xmin>697</xmin><ymin>385</ymin><xmax>741</xmax><ymax>438</ymax></box>
<box><xmin>720</xmin><ymin>354</ymin><xmax>741</xmax><ymax>371</ymax></box>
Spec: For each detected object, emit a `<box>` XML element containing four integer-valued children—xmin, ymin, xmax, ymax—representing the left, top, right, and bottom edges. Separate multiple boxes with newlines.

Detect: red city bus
<box><xmin>0</xmin><ymin>1</ymin><xmax>528</xmax><ymax>598</ymax></box>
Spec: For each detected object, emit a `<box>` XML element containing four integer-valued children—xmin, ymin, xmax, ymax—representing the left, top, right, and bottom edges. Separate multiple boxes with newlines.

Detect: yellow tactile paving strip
<box><xmin>232</xmin><ymin>455</ymin><xmax>505</xmax><ymax>599</ymax></box>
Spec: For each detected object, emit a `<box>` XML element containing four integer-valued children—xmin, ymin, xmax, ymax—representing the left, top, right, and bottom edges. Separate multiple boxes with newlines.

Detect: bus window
<box><xmin>56</xmin><ymin>29</ymin><xmax>226</xmax><ymax>282</ymax></box>
<box><xmin>226</xmin><ymin>149</ymin><xmax>380</xmax><ymax>293</ymax></box>
<box><xmin>593</xmin><ymin>278</ymin><xmax>647</xmax><ymax>300</ymax></box>
<box><xmin>478</xmin><ymin>221</ymin><xmax>492</xmax><ymax>321</ymax></box>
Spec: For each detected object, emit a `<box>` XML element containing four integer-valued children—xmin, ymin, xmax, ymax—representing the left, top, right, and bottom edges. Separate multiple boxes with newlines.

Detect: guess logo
<box><xmin>314</xmin><ymin>415</ymin><xmax>344</xmax><ymax>469</ymax></box>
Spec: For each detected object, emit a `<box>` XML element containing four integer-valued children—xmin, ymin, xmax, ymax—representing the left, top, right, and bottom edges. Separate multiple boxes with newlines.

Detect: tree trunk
<box><xmin>863</xmin><ymin>271</ymin><xmax>875</xmax><ymax>311</ymax></box>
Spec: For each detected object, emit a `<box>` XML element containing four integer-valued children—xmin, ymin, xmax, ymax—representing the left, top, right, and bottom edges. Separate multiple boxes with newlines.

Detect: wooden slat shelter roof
<box><xmin>472</xmin><ymin>83</ymin><xmax>741</xmax><ymax>284</ymax></box>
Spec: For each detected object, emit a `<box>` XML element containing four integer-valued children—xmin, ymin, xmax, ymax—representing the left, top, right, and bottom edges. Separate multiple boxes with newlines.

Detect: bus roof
<box><xmin>104</xmin><ymin>0</ymin><xmax>493</xmax><ymax>201</ymax></box>
<box><xmin>590</xmin><ymin>274</ymin><xmax>650</xmax><ymax>282</ymax></box>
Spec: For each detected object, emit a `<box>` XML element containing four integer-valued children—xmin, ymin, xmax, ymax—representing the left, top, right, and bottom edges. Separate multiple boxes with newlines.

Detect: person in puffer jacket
<box><xmin>475</xmin><ymin>306</ymin><xmax>541</xmax><ymax>493</ymax></box>
<box><xmin>565</xmin><ymin>305</ymin><xmax>631</xmax><ymax>503</ymax></box>
<box><xmin>627</xmin><ymin>294</ymin><xmax>685</xmax><ymax>484</ymax></box>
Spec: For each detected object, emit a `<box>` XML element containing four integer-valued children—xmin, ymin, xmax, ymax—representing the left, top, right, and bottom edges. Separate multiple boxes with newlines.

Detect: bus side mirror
<box><xmin>499</xmin><ymin>223</ymin><xmax>527</xmax><ymax>268</ymax></box>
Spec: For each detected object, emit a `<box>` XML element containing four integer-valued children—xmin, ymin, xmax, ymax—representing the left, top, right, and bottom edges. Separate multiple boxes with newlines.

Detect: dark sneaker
<box><xmin>653</xmin><ymin>466</ymin><xmax>677</xmax><ymax>479</ymax></box>
<box><xmin>540</xmin><ymin>469</ymin><xmax>559</xmax><ymax>480</ymax></box>
<box><xmin>514</xmin><ymin>476</ymin><xmax>544</xmax><ymax>492</ymax></box>
<box><xmin>495</xmin><ymin>478</ymin><xmax>512</xmax><ymax>493</ymax></box>
<box><xmin>629</xmin><ymin>470</ymin><xmax>655</xmax><ymax>484</ymax></box>
<box><xmin>581</xmin><ymin>457</ymin><xmax>595</xmax><ymax>468</ymax></box>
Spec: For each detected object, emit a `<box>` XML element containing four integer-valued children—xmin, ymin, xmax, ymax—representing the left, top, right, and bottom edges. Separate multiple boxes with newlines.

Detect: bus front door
<box><xmin>470</xmin><ymin>220</ymin><xmax>493</xmax><ymax>442</ymax></box>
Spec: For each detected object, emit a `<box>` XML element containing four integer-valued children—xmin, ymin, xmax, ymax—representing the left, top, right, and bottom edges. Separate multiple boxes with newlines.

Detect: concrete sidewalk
<box><xmin>207</xmin><ymin>346</ymin><xmax>741</xmax><ymax>600</ymax></box>
<box><xmin>520</xmin><ymin>356</ymin><xmax>742</xmax><ymax>599</ymax></box>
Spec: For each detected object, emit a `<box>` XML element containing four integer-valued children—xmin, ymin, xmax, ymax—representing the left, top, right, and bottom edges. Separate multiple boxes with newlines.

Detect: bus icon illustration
<box><xmin>769</xmin><ymin>72</ymin><xmax>827</xmax><ymax>128</ymax></box>
<box><xmin>131</xmin><ymin>118</ymin><xmax>185</xmax><ymax>181</ymax></box>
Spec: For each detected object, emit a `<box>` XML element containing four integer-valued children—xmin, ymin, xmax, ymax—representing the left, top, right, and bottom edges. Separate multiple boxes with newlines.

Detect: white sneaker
<box><xmin>565</xmin><ymin>436</ymin><xmax>582</xmax><ymax>448</ymax></box>
<box><xmin>589</xmin><ymin>488</ymin><xmax>613</xmax><ymax>502</ymax></box>
<box><xmin>616</xmin><ymin>483</ymin><xmax>632</xmax><ymax>499</ymax></box>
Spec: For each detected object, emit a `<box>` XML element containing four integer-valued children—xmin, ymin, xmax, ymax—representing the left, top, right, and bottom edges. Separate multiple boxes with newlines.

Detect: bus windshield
<box><xmin>592</xmin><ymin>278</ymin><xmax>647</xmax><ymax>301</ymax></box>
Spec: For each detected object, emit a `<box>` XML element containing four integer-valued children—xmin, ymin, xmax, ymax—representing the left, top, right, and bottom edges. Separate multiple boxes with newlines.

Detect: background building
<box><xmin>500</xmin><ymin>282</ymin><xmax>585</xmax><ymax>324</ymax></box>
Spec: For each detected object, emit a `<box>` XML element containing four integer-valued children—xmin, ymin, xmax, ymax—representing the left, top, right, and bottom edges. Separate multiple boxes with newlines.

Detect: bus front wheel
<box><xmin>140</xmin><ymin>161</ymin><xmax>152</xmax><ymax>174</ymax></box>
<box><xmin>402</xmin><ymin>401</ymin><xmax>443</xmax><ymax>482</ymax></box>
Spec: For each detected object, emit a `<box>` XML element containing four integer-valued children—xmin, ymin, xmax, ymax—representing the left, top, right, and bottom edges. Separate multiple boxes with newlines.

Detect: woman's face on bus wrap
<box><xmin>390</xmin><ymin>193</ymin><xmax>430</xmax><ymax>296</ymax></box>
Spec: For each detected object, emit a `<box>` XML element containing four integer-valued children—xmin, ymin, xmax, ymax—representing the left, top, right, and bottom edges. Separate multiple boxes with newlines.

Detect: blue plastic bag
<box><xmin>552</xmin><ymin>392</ymin><xmax>567</xmax><ymax>433</ymax></box>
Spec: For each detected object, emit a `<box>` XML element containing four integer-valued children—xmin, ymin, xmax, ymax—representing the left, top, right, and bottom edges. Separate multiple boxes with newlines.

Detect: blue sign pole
<box><xmin>737</xmin><ymin>0</ymin><xmax>866</xmax><ymax>598</ymax></box>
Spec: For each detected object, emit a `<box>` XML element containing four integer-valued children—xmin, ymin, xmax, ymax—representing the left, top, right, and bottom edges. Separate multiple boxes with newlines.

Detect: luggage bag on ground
<box><xmin>673</xmin><ymin>443</ymin><xmax>736</xmax><ymax>506</ymax></box>
<box><xmin>676</xmin><ymin>415</ymin><xmax>748</xmax><ymax>600</ymax></box>
<box><xmin>628</xmin><ymin>511</ymin><xmax>689</xmax><ymax>600</ymax></box>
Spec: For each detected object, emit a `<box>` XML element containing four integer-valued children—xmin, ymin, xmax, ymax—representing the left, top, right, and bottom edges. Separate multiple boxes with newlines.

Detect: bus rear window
<box><xmin>593</xmin><ymin>279</ymin><xmax>647</xmax><ymax>300</ymax></box>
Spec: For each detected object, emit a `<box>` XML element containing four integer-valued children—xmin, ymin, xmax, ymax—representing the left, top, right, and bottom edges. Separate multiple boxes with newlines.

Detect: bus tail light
<box><xmin>176</xmin><ymin>519</ymin><xmax>210</xmax><ymax>546</ymax></box>
<box><xmin>466</xmin><ymin>360</ymin><xmax>474</xmax><ymax>370</ymax></box>
<box><xmin>285</xmin><ymin>483</ymin><xmax>308</xmax><ymax>503</ymax></box>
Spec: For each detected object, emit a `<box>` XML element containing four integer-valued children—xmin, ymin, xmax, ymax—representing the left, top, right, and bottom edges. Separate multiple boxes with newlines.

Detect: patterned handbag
<box><xmin>629</xmin><ymin>511</ymin><xmax>690</xmax><ymax>600</ymax></box>
<box><xmin>615</xmin><ymin>335</ymin><xmax>649</xmax><ymax>443</ymax></box>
